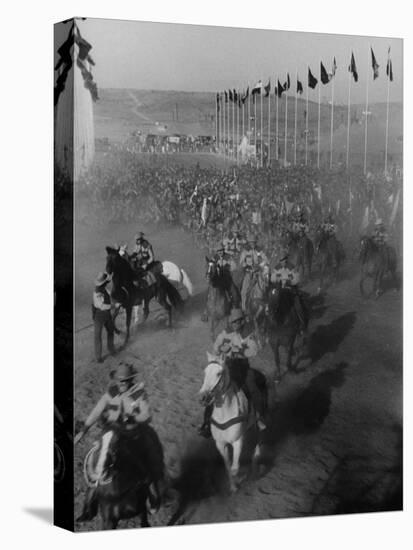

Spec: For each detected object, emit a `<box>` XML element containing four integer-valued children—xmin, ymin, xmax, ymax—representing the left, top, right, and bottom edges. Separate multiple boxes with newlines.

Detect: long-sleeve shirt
<box><xmin>213</xmin><ymin>330</ymin><xmax>258</xmax><ymax>358</ymax></box>
<box><xmin>93</xmin><ymin>288</ymin><xmax>111</xmax><ymax>311</ymax></box>
<box><xmin>84</xmin><ymin>382</ymin><xmax>151</xmax><ymax>430</ymax></box>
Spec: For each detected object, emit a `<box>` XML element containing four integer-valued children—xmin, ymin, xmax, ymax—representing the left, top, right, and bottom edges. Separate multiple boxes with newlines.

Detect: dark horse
<box><xmin>288</xmin><ymin>231</ymin><xmax>314</xmax><ymax>280</ymax></box>
<box><xmin>77</xmin><ymin>423</ymin><xmax>165</xmax><ymax>530</ymax></box>
<box><xmin>359</xmin><ymin>236</ymin><xmax>398</xmax><ymax>298</ymax></box>
<box><xmin>105</xmin><ymin>246</ymin><xmax>183</xmax><ymax>342</ymax></box>
<box><xmin>314</xmin><ymin>230</ymin><xmax>345</xmax><ymax>292</ymax></box>
<box><xmin>204</xmin><ymin>257</ymin><xmax>241</xmax><ymax>340</ymax></box>
<box><xmin>265</xmin><ymin>285</ymin><xmax>309</xmax><ymax>382</ymax></box>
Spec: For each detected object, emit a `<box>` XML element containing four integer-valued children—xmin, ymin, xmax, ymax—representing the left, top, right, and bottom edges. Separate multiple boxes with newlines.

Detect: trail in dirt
<box><xmin>73</xmin><ymin>222</ymin><xmax>402</xmax><ymax>530</ymax></box>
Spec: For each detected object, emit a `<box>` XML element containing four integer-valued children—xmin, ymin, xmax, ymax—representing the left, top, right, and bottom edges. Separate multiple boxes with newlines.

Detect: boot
<box><xmin>198</xmin><ymin>404</ymin><xmax>212</xmax><ymax>438</ymax></box>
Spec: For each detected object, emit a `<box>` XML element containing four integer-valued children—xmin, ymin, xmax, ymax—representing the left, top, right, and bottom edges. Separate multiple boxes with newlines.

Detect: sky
<box><xmin>56</xmin><ymin>17</ymin><xmax>403</xmax><ymax>105</ymax></box>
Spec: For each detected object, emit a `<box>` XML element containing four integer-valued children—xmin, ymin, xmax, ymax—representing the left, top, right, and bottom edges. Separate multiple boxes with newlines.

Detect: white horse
<box><xmin>132</xmin><ymin>260</ymin><xmax>193</xmax><ymax>324</ymax></box>
<box><xmin>199</xmin><ymin>353</ymin><xmax>262</xmax><ymax>493</ymax></box>
<box><xmin>161</xmin><ymin>260</ymin><xmax>193</xmax><ymax>298</ymax></box>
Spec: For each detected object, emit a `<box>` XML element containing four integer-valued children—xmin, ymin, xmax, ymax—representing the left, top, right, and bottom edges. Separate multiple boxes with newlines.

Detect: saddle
<box><xmin>133</xmin><ymin>270</ymin><xmax>157</xmax><ymax>289</ymax></box>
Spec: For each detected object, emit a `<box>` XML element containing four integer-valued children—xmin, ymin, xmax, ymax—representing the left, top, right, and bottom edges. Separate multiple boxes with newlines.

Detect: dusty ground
<box><xmin>73</xmin><ymin>219</ymin><xmax>402</xmax><ymax>531</ymax></box>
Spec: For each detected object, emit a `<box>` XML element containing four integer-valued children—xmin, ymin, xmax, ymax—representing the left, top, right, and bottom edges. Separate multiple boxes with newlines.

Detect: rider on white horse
<box><xmin>198</xmin><ymin>308</ymin><xmax>265</xmax><ymax>438</ymax></box>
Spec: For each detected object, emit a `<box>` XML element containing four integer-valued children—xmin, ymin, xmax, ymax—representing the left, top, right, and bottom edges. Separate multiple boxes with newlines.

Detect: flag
<box><xmin>283</xmin><ymin>73</ymin><xmax>290</xmax><ymax>91</ymax></box>
<box><xmin>320</xmin><ymin>61</ymin><xmax>331</xmax><ymax>84</ymax></box>
<box><xmin>276</xmin><ymin>80</ymin><xmax>284</xmax><ymax>97</ymax></box>
<box><xmin>349</xmin><ymin>52</ymin><xmax>358</xmax><ymax>82</ymax></box>
<box><xmin>233</xmin><ymin>89</ymin><xmax>238</xmax><ymax>102</ymax></box>
<box><xmin>297</xmin><ymin>78</ymin><xmax>303</xmax><ymax>95</ymax></box>
<box><xmin>308</xmin><ymin>67</ymin><xmax>318</xmax><ymax>89</ymax></box>
<box><xmin>386</xmin><ymin>48</ymin><xmax>393</xmax><ymax>81</ymax></box>
<box><xmin>216</xmin><ymin>93</ymin><xmax>220</xmax><ymax>111</ymax></box>
<box><xmin>241</xmin><ymin>86</ymin><xmax>249</xmax><ymax>104</ymax></box>
<box><xmin>264</xmin><ymin>79</ymin><xmax>271</xmax><ymax>97</ymax></box>
<box><xmin>371</xmin><ymin>47</ymin><xmax>379</xmax><ymax>79</ymax></box>
<box><xmin>331</xmin><ymin>57</ymin><xmax>337</xmax><ymax>78</ymax></box>
<box><xmin>251</xmin><ymin>80</ymin><xmax>263</xmax><ymax>96</ymax></box>
<box><xmin>224</xmin><ymin>90</ymin><xmax>228</xmax><ymax>103</ymax></box>
<box><xmin>228</xmin><ymin>89</ymin><xmax>233</xmax><ymax>102</ymax></box>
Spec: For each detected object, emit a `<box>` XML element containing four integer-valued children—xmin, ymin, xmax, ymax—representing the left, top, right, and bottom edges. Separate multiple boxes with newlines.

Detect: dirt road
<box><xmin>73</xmin><ymin>220</ymin><xmax>402</xmax><ymax>530</ymax></box>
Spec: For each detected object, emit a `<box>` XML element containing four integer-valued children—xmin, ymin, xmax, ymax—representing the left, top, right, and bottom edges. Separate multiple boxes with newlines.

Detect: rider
<box><xmin>321</xmin><ymin>214</ymin><xmax>337</xmax><ymax>239</ymax></box>
<box><xmin>239</xmin><ymin>235</ymin><xmax>260</xmax><ymax>312</ymax></box>
<box><xmin>198</xmin><ymin>308</ymin><xmax>265</xmax><ymax>438</ymax></box>
<box><xmin>270</xmin><ymin>255</ymin><xmax>307</xmax><ymax>333</ymax></box>
<box><xmin>292</xmin><ymin>212</ymin><xmax>309</xmax><ymax>235</ymax></box>
<box><xmin>75</xmin><ymin>362</ymin><xmax>165</xmax><ymax>511</ymax></box>
<box><xmin>92</xmin><ymin>271</ymin><xmax>115</xmax><ymax>364</ymax></box>
<box><xmin>222</xmin><ymin>230</ymin><xmax>237</xmax><ymax>257</ymax></box>
<box><xmin>133</xmin><ymin>232</ymin><xmax>155</xmax><ymax>269</ymax></box>
<box><xmin>373</xmin><ymin>219</ymin><xmax>388</xmax><ymax>247</ymax></box>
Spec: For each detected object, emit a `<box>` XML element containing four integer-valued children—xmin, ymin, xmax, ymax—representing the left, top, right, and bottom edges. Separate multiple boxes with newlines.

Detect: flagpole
<box><xmin>317</xmin><ymin>63</ymin><xmax>321</xmax><ymax>169</ymax></box>
<box><xmin>215</xmin><ymin>94</ymin><xmax>218</xmax><ymax>154</ymax></box>
<box><xmin>223</xmin><ymin>94</ymin><xmax>226</xmax><ymax>159</ymax></box>
<box><xmin>364</xmin><ymin>46</ymin><xmax>370</xmax><ymax>175</ymax></box>
<box><xmin>248</xmin><ymin>87</ymin><xmax>251</xmax><ymax>143</ymax></box>
<box><xmin>236</xmin><ymin>93</ymin><xmax>239</xmax><ymax>165</ymax></box>
<box><xmin>330</xmin><ymin>72</ymin><xmax>335</xmax><ymax>169</ymax></box>
<box><xmin>294</xmin><ymin>69</ymin><xmax>298</xmax><ymax>165</ymax></box>
<box><xmin>242</xmin><ymin>96</ymin><xmax>245</xmax><ymax>142</ymax></box>
<box><xmin>305</xmin><ymin>66</ymin><xmax>309</xmax><ymax>165</ymax></box>
<box><xmin>254</xmin><ymin>95</ymin><xmax>257</xmax><ymax>165</ymax></box>
<box><xmin>227</xmin><ymin>94</ymin><xmax>230</xmax><ymax>160</ymax></box>
<box><xmin>346</xmin><ymin>53</ymin><xmax>352</xmax><ymax>169</ymax></box>
<box><xmin>384</xmin><ymin>58</ymin><xmax>391</xmax><ymax>174</ymax></box>
<box><xmin>232</xmin><ymin>92</ymin><xmax>235</xmax><ymax>163</ymax></box>
<box><xmin>268</xmin><ymin>86</ymin><xmax>271</xmax><ymax>166</ymax></box>
<box><xmin>284</xmin><ymin>86</ymin><xmax>288</xmax><ymax>167</ymax></box>
<box><xmin>276</xmin><ymin>75</ymin><xmax>279</xmax><ymax>161</ymax></box>
<box><xmin>261</xmin><ymin>86</ymin><xmax>264</xmax><ymax>167</ymax></box>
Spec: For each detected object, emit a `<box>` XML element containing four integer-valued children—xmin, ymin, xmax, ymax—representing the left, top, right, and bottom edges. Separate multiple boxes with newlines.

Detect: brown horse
<box><xmin>105</xmin><ymin>247</ymin><xmax>183</xmax><ymax>343</ymax></box>
<box><xmin>288</xmin><ymin>231</ymin><xmax>314</xmax><ymax>281</ymax></box>
<box><xmin>204</xmin><ymin>258</ymin><xmax>240</xmax><ymax>340</ymax></box>
<box><xmin>359</xmin><ymin>236</ymin><xmax>398</xmax><ymax>298</ymax></box>
<box><xmin>265</xmin><ymin>285</ymin><xmax>309</xmax><ymax>382</ymax></box>
<box><xmin>314</xmin><ymin>229</ymin><xmax>345</xmax><ymax>292</ymax></box>
<box><xmin>77</xmin><ymin>423</ymin><xmax>165</xmax><ymax>530</ymax></box>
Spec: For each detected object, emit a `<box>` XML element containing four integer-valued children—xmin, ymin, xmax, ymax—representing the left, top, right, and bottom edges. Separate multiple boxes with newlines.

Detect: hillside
<box><xmin>93</xmin><ymin>88</ymin><xmax>402</xmax><ymax>160</ymax></box>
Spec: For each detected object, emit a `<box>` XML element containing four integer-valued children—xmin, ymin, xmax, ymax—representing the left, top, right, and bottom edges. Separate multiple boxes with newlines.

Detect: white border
<box><xmin>2</xmin><ymin>1</ymin><xmax>410</xmax><ymax>549</ymax></box>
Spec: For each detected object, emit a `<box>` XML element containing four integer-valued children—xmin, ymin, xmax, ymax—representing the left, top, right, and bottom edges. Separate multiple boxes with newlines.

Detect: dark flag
<box><xmin>386</xmin><ymin>48</ymin><xmax>393</xmax><ymax>81</ymax></box>
<box><xmin>251</xmin><ymin>80</ymin><xmax>263</xmax><ymax>96</ymax></box>
<box><xmin>233</xmin><ymin>89</ymin><xmax>238</xmax><ymax>102</ymax></box>
<box><xmin>297</xmin><ymin>78</ymin><xmax>303</xmax><ymax>95</ymax></box>
<box><xmin>264</xmin><ymin>79</ymin><xmax>271</xmax><ymax>97</ymax></box>
<box><xmin>320</xmin><ymin>62</ymin><xmax>331</xmax><ymax>84</ymax></box>
<box><xmin>371</xmin><ymin>47</ymin><xmax>379</xmax><ymax>79</ymax></box>
<box><xmin>331</xmin><ymin>57</ymin><xmax>337</xmax><ymax>78</ymax></box>
<box><xmin>349</xmin><ymin>52</ymin><xmax>358</xmax><ymax>82</ymax></box>
<box><xmin>308</xmin><ymin>67</ymin><xmax>318</xmax><ymax>89</ymax></box>
<box><xmin>283</xmin><ymin>73</ymin><xmax>290</xmax><ymax>91</ymax></box>
<box><xmin>238</xmin><ymin>94</ymin><xmax>242</xmax><ymax>108</ymax></box>
<box><xmin>277</xmin><ymin>80</ymin><xmax>284</xmax><ymax>97</ymax></box>
<box><xmin>224</xmin><ymin>90</ymin><xmax>228</xmax><ymax>103</ymax></box>
<box><xmin>229</xmin><ymin>89</ymin><xmax>233</xmax><ymax>102</ymax></box>
<box><xmin>216</xmin><ymin>93</ymin><xmax>220</xmax><ymax>111</ymax></box>
<box><xmin>241</xmin><ymin>86</ymin><xmax>249</xmax><ymax>104</ymax></box>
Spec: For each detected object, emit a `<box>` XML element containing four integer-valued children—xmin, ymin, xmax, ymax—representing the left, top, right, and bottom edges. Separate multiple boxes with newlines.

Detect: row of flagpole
<box><xmin>215</xmin><ymin>46</ymin><xmax>395</xmax><ymax>173</ymax></box>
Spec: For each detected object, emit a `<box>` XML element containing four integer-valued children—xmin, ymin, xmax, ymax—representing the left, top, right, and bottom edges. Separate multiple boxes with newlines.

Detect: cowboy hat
<box><xmin>229</xmin><ymin>308</ymin><xmax>245</xmax><ymax>324</ymax></box>
<box><xmin>115</xmin><ymin>362</ymin><xmax>138</xmax><ymax>382</ymax></box>
<box><xmin>279</xmin><ymin>254</ymin><xmax>289</xmax><ymax>262</ymax></box>
<box><xmin>375</xmin><ymin>218</ymin><xmax>384</xmax><ymax>226</ymax></box>
<box><xmin>94</xmin><ymin>272</ymin><xmax>111</xmax><ymax>286</ymax></box>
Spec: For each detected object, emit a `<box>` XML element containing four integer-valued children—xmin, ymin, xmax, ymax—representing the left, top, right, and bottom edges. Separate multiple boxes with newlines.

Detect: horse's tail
<box><xmin>160</xmin><ymin>275</ymin><xmax>184</xmax><ymax>310</ymax></box>
<box><xmin>180</xmin><ymin>268</ymin><xmax>194</xmax><ymax>296</ymax></box>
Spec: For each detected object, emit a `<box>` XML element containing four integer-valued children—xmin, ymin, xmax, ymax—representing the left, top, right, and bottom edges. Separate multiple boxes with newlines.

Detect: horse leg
<box><xmin>125</xmin><ymin>306</ymin><xmax>132</xmax><ymax>344</ymax></box>
<box><xmin>287</xmin><ymin>338</ymin><xmax>295</xmax><ymax>372</ymax></box>
<box><xmin>157</xmin><ymin>288</ymin><xmax>172</xmax><ymax>327</ymax></box>
<box><xmin>216</xmin><ymin>440</ymin><xmax>235</xmax><ymax>492</ymax></box>
<box><xmin>270</xmin><ymin>339</ymin><xmax>282</xmax><ymax>382</ymax></box>
<box><xmin>230</xmin><ymin>439</ymin><xmax>243</xmax><ymax>489</ymax></box>
<box><xmin>112</xmin><ymin>304</ymin><xmax>122</xmax><ymax>335</ymax></box>
<box><xmin>142</xmin><ymin>297</ymin><xmax>150</xmax><ymax>323</ymax></box>
<box><xmin>101</xmin><ymin>505</ymin><xmax>118</xmax><ymax>530</ymax></box>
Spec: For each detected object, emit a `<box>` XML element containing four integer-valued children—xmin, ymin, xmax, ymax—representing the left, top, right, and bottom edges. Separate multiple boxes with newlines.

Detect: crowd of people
<box><xmin>74</xmin><ymin>147</ymin><xmax>402</xmax><ymax>264</ymax></box>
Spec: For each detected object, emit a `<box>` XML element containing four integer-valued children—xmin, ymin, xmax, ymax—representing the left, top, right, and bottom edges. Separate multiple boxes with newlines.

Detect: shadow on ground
<box><xmin>309</xmin><ymin>312</ymin><xmax>356</xmax><ymax>363</ymax></box>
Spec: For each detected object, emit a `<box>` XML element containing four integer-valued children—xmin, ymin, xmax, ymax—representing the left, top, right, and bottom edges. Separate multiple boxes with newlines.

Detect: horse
<box><xmin>199</xmin><ymin>354</ymin><xmax>267</xmax><ymax>493</ymax></box>
<box><xmin>245</xmin><ymin>266</ymin><xmax>270</xmax><ymax>346</ymax></box>
<box><xmin>265</xmin><ymin>284</ymin><xmax>308</xmax><ymax>382</ymax></box>
<box><xmin>161</xmin><ymin>260</ymin><xmax>193</xmax><ymax>299</ymax></box>
<box><xmin>105</xmin><ymin>246</ymin><xmax>183</xmax><ymax>343</ymax></box>
<box><xmin>204</xmin><ymin>257</ymin><xmax>240</xmax><ymax>340</ymax></box>
<box><xmin>77</xmin><ymin>423</ymin><xmax>165</xmax><ymax>530</ymax></box>
<box><xmin>359</xmin><ymin>236</ymin><xmax>398</xmax><ymax>298</ymax></box>
<box><xmin>288</xmin><ymin>231</ymin><xmax>314</xmax><ymax>280</ymax></box>
<box><xmin>314</xmin><ymin>229</ymin><xmax>345</xmax><ymax>292</ymax></box>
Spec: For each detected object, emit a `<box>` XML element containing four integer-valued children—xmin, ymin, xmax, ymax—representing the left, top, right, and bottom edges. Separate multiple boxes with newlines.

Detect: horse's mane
<box><xmin>268</xmin><ymin>287</ymin><xmax>295</xmax><ymax>324</ymax></box>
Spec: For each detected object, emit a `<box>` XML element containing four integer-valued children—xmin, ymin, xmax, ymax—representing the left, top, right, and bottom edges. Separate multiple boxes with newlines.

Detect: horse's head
<box><xmin>84</xmin><ymin>429</ymin><xmax>118</xmax><ymax>487</ymax></box>
<box><xmin>105</xmin><ymin>246</ymin><xmax>120</xmax><ymax>276</ymax></box>
<box><xmin>205</xmin><ymin>256</ymin><xmax>219</xmax><ymax>281</ymax></box>
<box><xmin>199</xmin><ymin>354</ymin><xmax>225</xmax><ymax>405</ymax></box>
